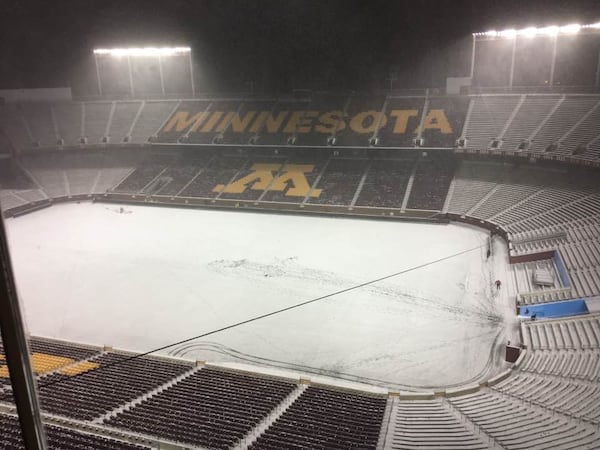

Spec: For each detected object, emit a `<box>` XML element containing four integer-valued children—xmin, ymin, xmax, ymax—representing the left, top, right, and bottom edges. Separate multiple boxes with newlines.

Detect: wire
<box><xmin>5</xmin><ymin>244</ymin><xmax>483</xmax><ymax>398</ymax></box>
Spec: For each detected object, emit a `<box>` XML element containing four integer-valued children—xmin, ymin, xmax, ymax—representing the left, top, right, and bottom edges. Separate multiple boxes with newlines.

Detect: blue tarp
<box><xmin>520</xmin><ymin>299</ymin><xmax>588</xmax><ymax>319</ymax></box>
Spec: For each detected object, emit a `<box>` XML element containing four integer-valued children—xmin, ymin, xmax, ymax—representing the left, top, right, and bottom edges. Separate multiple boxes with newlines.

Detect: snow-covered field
<box><xmin>5</xmin><ymin>202</ymin><xmax>516</xmax><ymax>391</ymax></box>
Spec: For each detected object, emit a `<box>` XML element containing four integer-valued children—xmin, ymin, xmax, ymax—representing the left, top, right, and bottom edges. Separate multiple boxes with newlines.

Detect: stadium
<box><xmin>0</xmin><ymin>2</ymin><xmax>600</xmax><ymax>449</ymax></box>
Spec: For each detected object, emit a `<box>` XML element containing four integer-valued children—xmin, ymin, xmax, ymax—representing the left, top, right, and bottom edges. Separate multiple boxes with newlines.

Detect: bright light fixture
<box><xmin>559</xmin><ymin>24</ymin><xmax>581</xmax><ymax>34</ymax></box>
<box><xmin>473</xmin><ymin>22</ymin><xmax>590</xmax><ymax>37</ymax></box>
<box><xmin>537</xmin><ymin>26</ymin><xmax>559</xmax><ymax>36</ymax></box>
<box><xmin>520</xmin><ymin>27</ymin><xmax>538</xmax><ymax>38</ymax></box>
<box><xmin>93</xmin><ymin>47</ymin><xmax>191</xmax><ymax>57</ymax></box>
<box><xmin>498</xmin><ymin>29</ymin><xmax>517</xmax><ymax>38</ymax></box>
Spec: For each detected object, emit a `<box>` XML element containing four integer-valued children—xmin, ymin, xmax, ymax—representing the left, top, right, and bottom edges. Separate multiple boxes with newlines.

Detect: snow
<box><xmin>5</xmin><ymin>202</ymin><xmax>516</xmax><ymax>391</ymax></box>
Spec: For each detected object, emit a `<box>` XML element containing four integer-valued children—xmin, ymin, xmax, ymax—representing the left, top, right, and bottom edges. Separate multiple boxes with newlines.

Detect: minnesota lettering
<box><xmin>162</xmin><ymin>109</ymin><xmax>453</xmax><ymax>135</ymax></box>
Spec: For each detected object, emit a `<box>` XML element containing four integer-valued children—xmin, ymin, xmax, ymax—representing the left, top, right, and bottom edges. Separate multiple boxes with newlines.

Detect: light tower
<box><xmin>470</xmin><ymin>22</ymin><xmax>600</xmax><ymax>89</ymax></box>
<box><xmin>93</xmin><ymin>46</ymin><xmax>194</xmax><ymax>98</ymax></box>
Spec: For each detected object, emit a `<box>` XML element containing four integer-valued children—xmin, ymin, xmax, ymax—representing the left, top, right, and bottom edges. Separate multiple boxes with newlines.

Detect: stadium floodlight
<box><xmin>473</xmin><ymin>22</ymin><xmax>594</xmax><ymax>37</ymax></box>
<box><xmin>93</xmin><ymin>47</ymin><xmax>191</xmax><ymax>57</ymax></box>
<box><xmin>559</xmin><ymin>24</ymin><xmax>581</xmax><ymax>34</ymax></box>
<box><xmin>537</xmin><ymin>26</ymin><xmax>560</xmax><ymax>36</ymax></box>
<box><xmin>519</xmin><ymin>27</ymin><xmax>538</xmax><ymax>38</ymax></box>
<box><xmin>92</xmin><ymin>46</ymin><xmax>194</xmax><ymax>97</ymax></box>
<box><xmin>498</xmin><ymin>29</ymin><xmax>517</xmax><ymax>38</ymax></box>
<box><xmin>469</xmin><ymin>21</ymin><xmax>596</xmax><ymax>88</ymax></box>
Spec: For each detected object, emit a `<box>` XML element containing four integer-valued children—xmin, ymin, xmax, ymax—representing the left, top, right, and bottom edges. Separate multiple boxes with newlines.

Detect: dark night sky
<box><xmin>1</xmin><ymin>0</ymin><xmax>600</xmax><ymax>93</ymax></box>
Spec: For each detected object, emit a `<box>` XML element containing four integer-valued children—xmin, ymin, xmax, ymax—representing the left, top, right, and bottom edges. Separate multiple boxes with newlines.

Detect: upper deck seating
<box><xmin>530</xmin><ymin>97</ymin><xmax>600</xmax><ymax>154</ymax></box>
<box><xmin>334</xmin><ymin>94</ymin><xmax>385</xmax><ymax>147</ymax></box>
<box><xmin>376</xmin><ymin>97</ymin><xmax>425</xmax><ymax>148</ymax></box>
<box><xmin>287</xmin><ymin>93</ymin><xmax>347</xmax><ymax>147</ymax></box>
<box><xmin>20</xmin><ymin>103</ymin><xmax>55</xmax><ymax>147</ymax></box>
<box><xmin>463</xmin><ymin>96</ymin><xmax>521</xmax><ymax>149</ymax></box>
<box><xmin>0</xmin><ymin>94</ymin><xmax>599</xmax><ymax>164</ymax></box>
<box><xmin>421</xmin><ymin>96</ymin><xmax>469</xmax><ymax>148</ymax></box>
<box><xmin>184</xmin><ymin>100</ymin><xmax>246</xmax><ymax>145</ymax></box>
<box><xmin>108</xmin><ymin>102</ymin><xmax>142</xmax><ymax>144</ymax></box>
<box><xmin>53</xmin><ymin>102</ymin><xmax>82</xmax><ymax>146</ymax></box>
<box><xmin>0</xmin><ymin>104</ymin><xmax>32</xmax><ymax>151</ymax></box>
<box><xmin>558</xmin><ymin>101</ymin><xmax>600</xmax><ymax>155</ymax></box>
<box><xmin>130</xmin><ymin>101</ymin><xmax>178</xmax><ymax>144</ymax></box>
<box><xmin>500</xmin><ymin>96</ymin><xmax>560</xmax><ymax>151</ymax></box>
<box><xmin>83</xmin><ymin>102</ymin><xmax>112</xmax><ymax>144</ymax></box>
<box><xmin>220</xmin><ymin>99</ymin><xmax>278</xmax><ymax>145</ymax></box>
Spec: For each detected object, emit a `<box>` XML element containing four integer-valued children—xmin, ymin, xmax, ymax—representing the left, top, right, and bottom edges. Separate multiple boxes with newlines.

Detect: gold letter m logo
<box><xmin>213</xmin><ymin>163</ymin><xmax>321</xmax><ymax>198</ymax></box>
